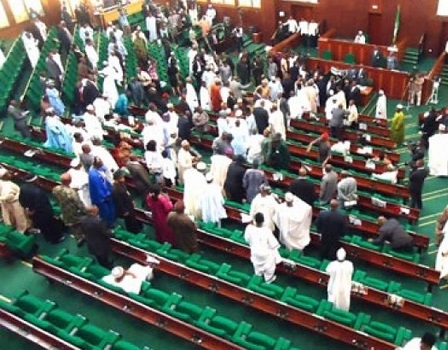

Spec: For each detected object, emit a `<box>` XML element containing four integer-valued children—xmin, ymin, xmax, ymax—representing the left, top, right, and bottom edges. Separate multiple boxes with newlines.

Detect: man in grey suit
<box><xmin>329</xmin><ymin>104</ymin><xmax>345</xmax><ymax>140</ymax></box>
<box><xmin>125</xmin><ymin>155</ymin><xmax>152</xmax><ymax>207</ymax></box>
<box><xmin>46</xmin><ymin>52</ymin><xmax>63</xmax><ymax>89</ymax></box>
<box><xmin>337</xmin><ymin>170</ymin><xmax>358</xmax><ymax>208</ymax></box>
<box><xmin>7</xmin><ymin>100</ymin><xmax>31</xmax><ymax>138</ymax></box>
<box><xmin>320</xmin><ymin>164</ymin><xmax>338</xmax><ymax>205</ymax></box>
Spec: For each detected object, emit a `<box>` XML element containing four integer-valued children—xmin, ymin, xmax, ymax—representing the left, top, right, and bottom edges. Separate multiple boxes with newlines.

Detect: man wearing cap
<box><xmin>326</xmin><ymin>248</ymin><xmax>354</xmax><ymax>311</ymax></box>
<box><xmin>201</xmin><ymin>173</ymin><xmax>227</xmax><ymax>226</ymax></box>
<box><xmin>19</xmin><ymin>174</ymin><xmax>65</xmax><ymax>244</ymax></box>
<box><xmin>68</xmin><ymin>157</ymin><xmax>91</xmax><ymax>207</ymax></box>
<box><xmin>43</xmin><ymin>111</ymin><xmax>74</xmax><ymax>154</ymax></box>
<box><xmin>402</xmin><ymin>332</ymin><xmax>437</xmax><ymax>350</ymax></box>
<box><xmin>244</xmin><ymin>212</ymin><xmax>282</xmax><ymax>284</ymax></box>
<box><xmin>315</xmin><ymin>199</ymin><xmax>347</xmax><ymax>260</ymax></box>
<box><xmin>275</xmin><ymin>193</ymin><xmax>312</xmax><ymax>251</ymax></box>
<box><xmin>375</xmin><ymin>89</ymin><xmax>387</xmax><ymax>120</ymax></box>
<box><xmin>178</xmin><ymin>140</ymin><xmax>200</xmax><ymax>185</ymax></box>
<box><xmin>102</xmin><ymin>256</ymin><xmax>159</xmax><ymax>294</ymax></box>
<box><xmin>250</xmin><ymin>185</ymin><xmax>279</xmax><ymax>233</ymax></box>
<box><xmin>0</xmin><ymin>169</ymin><xmax>28</xmax><ymax>234</ymax></box>
<box><xmin>391</xmin><ymin>104</ymin><xmax>405</xmax><ymax>146</ymax></box>
<box><xmin>83</xmin><ymin>105</ymin><xmax>104</xmax><ymax>141</ymax></box>
<box><xmin>53</xmin><ymin>173</ymin><xmax>87</xmax><ymax>243</ymax></box>
<box><xmin>183</xmin><ymin>162</ymin><xmax>208</xmax><ymax>220</ymax></box>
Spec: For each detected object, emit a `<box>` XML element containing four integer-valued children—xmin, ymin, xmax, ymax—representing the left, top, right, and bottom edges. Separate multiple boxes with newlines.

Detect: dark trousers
<box><xmin>410</xmin><ymin>191</ymin><xmax>423</xmax><ymax>209</ymax></box>
<box><xmin>330</xmin><ymin>126</ymin><xmax>342</xmax><ymax>140</ymax></box>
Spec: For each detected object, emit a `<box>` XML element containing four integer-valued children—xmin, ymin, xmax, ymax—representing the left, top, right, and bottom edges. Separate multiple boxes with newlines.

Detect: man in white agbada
<box><xmin>275</xmin><ymin>193</ymin><xmax>312</xmax><ymax>251</ymax></box>
<box><xmin>93</xmin><ymin>94</ymin><xmax>111</xmax><ymax>122</ymax></box>
<box><xmin>108</xmin><ymin>51</ymin><xmax>124</xmax><ymax>84</ymax></box>
<box><xmin>435</xmin><ymin>221</ymin><xmax>448</xmax><ymax>280</ymax></box>
<box><xmin>22</xmin><ymin>32</ymin><xmax>40</xmax><ymax>68</ymax></box>
<box><xmin>402</xmin><ymin>332</ymin><xmax>437</xmax><ymax>350</ymax></box>
<box><xmin>201</xmin><ymin>173</ymin><xmax>227</xmax><ymax>226</ymax></box>
<box><xmin>185</xmin><ymin>77</ymin><xmax>199</xmax><ymax>113</ymax></box>
<box><xmin>142</xmin><ymin>116</ymin><xmax>166</xmax><ymax>154</ymax></box>
<box><xmin>183</xmin><ymin>162</ymin><xmax>207</xmax><ymax>220</ymax></box>
<box><xmin>269</xmin><ymin>103</ymin><xmax>286</xmax><ymax>140</ymax></box>
<box><xmin>177</xmin><ymin>140</ymin><xmax>195</xmax><ymax>185</ymax></box>
<box><xmin>199</xmin><ymin>81</ymin><xmax>211</xmax><ymax>110</ymax></box>
<box><xmin>146</xmin><ymin>13</ymin><xmax>158</xmax><ymax>42</ymax></box>
<box><xmin>428</xmin><ymin>127</ymin><xmax>448</xmax><ymax>176</ymax></box>
<box><xmin>99</xmin><ymin>62</ymin><xmax>119</xmax><ymax>107</ymax></box>
<box><xmin>244</xmin><ymin>212</ymin><xmax>282</xmax><ymax>283</ymax></box>
<box><xmin>375</xmin><ymin>89</ymin><xmax>387</xmax><ymax>120</ymax></box>
<box><xmin>91</xmin><ymin>138</ymin><xmax>119</xmax><ymax>177</ymax></box>
<box><xmin>68</xmin><ymin>158</ymin><xmax>92</xmax><ymax>207</ymax></box>
<box><xmin>102</xmin><ymin>256</ymin><xmax>159</xmax><ymax>295</ymax></box>
<box><xmin>83</xmin><ymin>105</ymin><xmax>104</xmax><ymax>141</ymax></box>
<box><xmin>210</xmin><ymin>152</ymin><xmax>233</xmax><ymax>190</ymax></box>
<box><xmin>250</xmin><ymin>185</ymin><xmax>279</xmax><ymax>232</ymax></box>
<box><xmin>85</xmin><ymin>39</ymin><xmax>99</xmax><ymax>71</ymax></box>
<box><xmin>326</xmin><ymin>248</ymin><xmax>354</xmax><ymax>311</ymax></box>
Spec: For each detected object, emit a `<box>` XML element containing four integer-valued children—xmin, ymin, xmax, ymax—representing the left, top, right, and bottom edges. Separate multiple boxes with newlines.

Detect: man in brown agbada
<box><xmin>166</xmin><ymin>200</ymin><xmax>198</xmax><ymax>254</ymax></box>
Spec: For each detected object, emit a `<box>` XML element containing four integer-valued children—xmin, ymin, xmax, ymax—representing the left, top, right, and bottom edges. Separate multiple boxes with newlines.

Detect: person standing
<box><xmin>244</xmin><ymin>213</ymin><xmax>282</xmax><ymax>283</ymax></box>
<box><xmin>201</xmin><ymin>173</ymin><xmax>227</xmax><ymax>226</ymax></box>
<box><xmin>7</xmin><ymin>101</ymin><xmax>31</xmax><ymax>138</ymax></box>
<box><xmin>337</xmin><ymin>171</ymin><xmax>358</xmax><ymax>209</ymax></box>
<box><xmin>275</xmin><ymin>193</ymin><xmax>312</xmax><ymax>251</ymax></box>
<box><xmin>409</xmin><ymin>159</ymin><xmax>429</xmax><ymax>209</ymax></box>
<box><xmin>326</xmin><ymin>248</ymin><xmax>354</xmax><ymax>311</ymax></box>
<box><xmin>250</xmin><ymin>185</ymin><xmax>279</xmax><ymax>233</ymax></box>
<box><xmin>126</xmin><ymin>155</ymin><xmax>152</xmax><ymax>206</ymax></box>
<box><xmin>112</xmin><ymin>171</ymin><xmax>142</xmax><ymax>234</ymax></box>
<box><xmin>243</xmin><ymin>161</ymin><xmax>267</xmax><ymax>203</ymax></box>
<box><xmin>436</xmin><ymin>221</ymin><xmax>448</xmax><ymax>280</ymax></box>
<box><xmin>375</xmin><ymin>90</ymin><xmax>387</xmax><ymax>120</ymax></box>
<box><xmin>52</xmin><ymin>173</ymin><xmax>86</xmax><ymax>243</ymax></box>
<box><xmin>224</xmin><ymin>156</ymin><xmax>247</xmax><ymax>203</ymax></box>
<box><xmin>19</xmin><ymin>173</ymin><xmax>65</xmax><ymax>244</ymax></box>
<box><xmin>288</xmin><ymin>168</ymin><xmax>317</xmax><ymax>206</ymax></box>
<box><xmin>80</xmin><ymin>206</ymin><xmax>113</xmax><ymax>268</ymax></box>
<box><xmin>329</xmin><ymin>104</ymin><xmax>345</xmax><ymax>140</ymax></box>
<box><xmin>183</xmin><ymin>162</ymin><xmax>207</xmax><ymax>220</ymax></box>
<box><xmin>391</xmin><ymin>104</ymin><xmax>405</xmax><ymax>146</ymax></box>
<box><xmin>0</xmin><ymin>169</ymin><xmax>28</xmax><ymax>233</ymax></box>
<box><xmin>315</xmin><ymin>200</ymin><xmax>347</xmax><ymax>260</ymax></box>
<box><xmin>320</xmin><ymin>164</ymin><xmax>338</xmax><ymax>205</ymax></box>
<box><xmin>265</xmin><ymin>133</ymin><xmax>291</xmax><ymax>170</ymax></box>
<box><xmin>88</xmin><ymin>157</ymin><xmax>116</xmax><ymax>227</ymax></box>
<box><xmin>146</xmin><ymin>185</ymin><xmax>175</xmax><ymax>245</ymax></box>
<box><xmin>67</xmin><ymin>158</ymin><xmax>91</xmax><ymax>207</ymax></box>
<box><xmin>167</xmin><ymin>200</ymin><xmax>198</xmax><ymax>253</ymax></box>
<box><xmin>435</xmin><ymin>204</ymin><xmax>448</xmax><ymax>246</ymax></box>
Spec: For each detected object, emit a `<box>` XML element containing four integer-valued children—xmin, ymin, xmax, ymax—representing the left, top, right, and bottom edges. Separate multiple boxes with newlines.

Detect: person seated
<box><xmin>368</xmin><ymin>216</ymin><xmax>414</xmax><ymax>252</ymax></box>
<box><xmin>354</xmin><ymin>31</ymin><xmax>366</xmax><ymax>44</ymax></box>
<box><xmin>102</xmin><ymin>256</ymin><xmax>160</xmax><ymax>294</ymax></box>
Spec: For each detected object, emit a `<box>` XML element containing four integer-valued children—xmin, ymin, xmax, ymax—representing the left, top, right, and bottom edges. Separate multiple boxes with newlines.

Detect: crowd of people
<box><xmin>0</xmin><ymin>3</ymin><xmax>447</xmax><ymax>346</ymax></box>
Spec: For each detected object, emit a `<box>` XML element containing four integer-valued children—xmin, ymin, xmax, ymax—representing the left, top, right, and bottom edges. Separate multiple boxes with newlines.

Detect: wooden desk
<box><xmin>96</xmin><ymin>0</ymin><xmax>144</xmax><ymax>26</ymax></box>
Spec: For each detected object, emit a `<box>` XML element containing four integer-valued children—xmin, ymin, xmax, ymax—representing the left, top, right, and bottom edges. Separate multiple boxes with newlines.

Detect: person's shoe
<box><xmin>265</xmin><ymin>275</ymin><xmax>277</xmax><ymax>284</ymax></box>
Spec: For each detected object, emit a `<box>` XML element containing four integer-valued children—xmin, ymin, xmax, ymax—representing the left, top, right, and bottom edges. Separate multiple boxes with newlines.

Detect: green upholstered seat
<box><xmin>14</xmin><ymin>291</ymin><xmax>56</xmax><ymax>317</ymax></box>
<box><xmin>247</xmin><ymin>276</ymin><xmax>284</xmax><ymax>299</ymax></box>
<box><xmin>0</xmin><ymin>230</ymin><xmax>36</xmax><ymax>257</ymax></box>
<box><xmin>199</xmin><ymin>314</ymin><xmax>239</xmax><ymax>338</ymax></box>
<box><xmin>280</xmin><ymin>287</ymin><xmax>320</xmax><ymax>313</ymax></box>
<box><xmin>322</xmin><ymin>50</ymin><xmax>333</xmax><ymax>60</ymax></box>
<box><xmin>343</xmin><ymin>52</ymin><xmax>356</xmax><ymax>64</ymax></box>
<box><xmin>362</xmin><ymin>321</ymin><xmax>401</xmax><ymax>343</ymax></box>
<box><xmin>383</xmin><ymin>246</ymin><xmax>419</xmax><ymax>263</ymax></box>
<box><xmin>185</xmin><ymin>254</ymin><xmax>221</xmax><ymax>274</ymax></box>
<box><xmin>44</xmin><ymin>309</ymin><xmax>87</xmax><ymax>333</ymax></box>
<box><xmin>56</xmin><ymin>330</ymin><xmax>86</xmax><ymax>348</ymax></box>
<box><xmin>75</xmin><ymin>324</ymin><xmax>120</xmax><ymax>348</ymax></box>
<box><xmin>353</xmin><ymin>270</ymin><xmax>389</xmax><ymax>291</ymax></box>
<box><xmin>216</xmin><ymin>264</ymin><xmax>251</xmax><ymax>286</ymax></box>
<box><xmin>113</xmin><ymin>340</ymin><xmax>143</xmax><ymax>350</ymax></box>
<box><xmin>23</xmin><ymin>313</ymin><xmax>58</xmax><ymax>333</ymax></box>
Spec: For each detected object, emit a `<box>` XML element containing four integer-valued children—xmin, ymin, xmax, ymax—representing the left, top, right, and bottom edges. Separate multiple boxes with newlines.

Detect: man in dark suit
<box><xmin>409</xmin><ymin>159</ymin><xmax>429</xmax><ymax>209</ymax></box>
<box><xmin>81</xmin><ymin>78</ymin><xmax>100</xmax><ymax>109</ymax></box>
<box><xmin>253</xmin><ymin>100</ymin><xmax>269</xmax><ymax>134</ymax></box>
<box><xmin>315</xmin><ymin>199</ymin><xmax>347</xmax><ymax>260</ymax></box>
<box><xmin>348</xmin><ymin>81</ymin><xmax>361</xmax><ymax>107</ymax></box>
<box><xmin>80</xmin><ymin>206</ymin><xmax>113</xmax><ymax>268</ymax></box>
<box><xmin>369</xmin><ymin>216</ymin><xmax>413</xmax><ymax>252</ymax></box>
<box><xmin>46</xmin><ymin>52</ymin><xmax>63</xmax><ymax>89</ymax></box>
<box><xmin>288</xmin><ymin>167</ymin><xmax>317</xmax><ymax>206</ymax></box>
<box><xmin>224</xmin><ymin>156</ymin><xmax>247</xmax><ymax>203</ymax></box>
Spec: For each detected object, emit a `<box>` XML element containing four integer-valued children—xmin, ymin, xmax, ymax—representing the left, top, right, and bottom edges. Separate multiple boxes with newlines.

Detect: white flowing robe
<box><xmin>68</xmin><ymin>168</ymin><xmax>92</xmax><ymax>207</ymax></box>
<box><xmin>375</xmin><ymin>94</ymin><xmax>387</xmax><ymax>119</ymax></box>
<box><xmin>91</xmin><ymin>145</ymin><xmax>118</xmax><ymax>176</ymax></box>
<box><xmin>100</xmin><ymin>65</ymin><xmax>119</xmax><ymax>107</ymax></box>
<box><xmin>326</xmin><ymin>259</ymin><xmax>354</xmax><ymax>311</ymax></box>
<box><xmin>269</xmin><ymin>110</ymin><xmax>286</xmax><ymax>139</ymax></box>
<box><xmin>275</xmin><ymin>197</ymin><xmax>312</xmax><ymax>251</ymax></box>
<box><xmin>200</xmin><ymin>182</ymin><xmax>227</xmax><ymax>224</ymax></box>
<box><xmin>200</xmin><ymin>86</ymin><xmax>211</xmax><ymax>110</ymax></box>
<box><xmin>183</xmin><ymin>168</ymin><xmax>206</xmax><ymax>220</ymax></box>
<box><xmin>102</xmin><ymin>263</ymin><xmax>154</xmax><ymax>294</ymax></box>
<box><xmin>436</xmin><ymin>222</ymin><xmax>448</xmax><ymax>279</ymax></box>
<box><xmin>108</xmin><ymin>55</ymin><xmax>123</xmax><ymax>83</ymax></box>
<box><xmin>428</xmin><ymin>133</ymin><xmax>448</xmax><ymax>176</ymax></box>
<box><xmin>210</xmin><ymin>154</ymin><xmax>232</xmax><ymax>189</ymax></box>
<box><xmin>22</xmin><ymin>34</ymin><xmax>40</xmax><ymax>68</ymax></box>
<box><xmin>244</xmin><ymin>224</ymin><xmax>282</xmax><ymax>280</ymax></box>
<box><xmin>186</xmin><ymin>83</ymin><xmax>199</xmax><ymax>113</ymax></box>
<box><xmin>85</xmin><ymin>45</ymin><xmax>99</xmax><ymax>71</ymax></box>
<box><xmin>177</xmin><ymin>148</ymin><xmax>193</xmax><ymax>185</ymax></box>
<box><xmin>250</xmin><ymin>194</ymin><xmax>278</xmax><ymax>232</ymax></box>
<box><xmin>146</xmin><ymin>16</ymin><xmax>158</xmax><ymax>42</ymax></box>
<box><xmin>83</xmin><ymin>113</ymin><xmax>104</xmax><ymax>141</ymax></box>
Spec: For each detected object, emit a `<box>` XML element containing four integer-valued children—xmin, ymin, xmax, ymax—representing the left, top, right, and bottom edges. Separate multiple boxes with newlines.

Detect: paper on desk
<box><xmin>241</xmin><ymin>213</ymin><xmax>252</xmax><ymax>224</ymax></box>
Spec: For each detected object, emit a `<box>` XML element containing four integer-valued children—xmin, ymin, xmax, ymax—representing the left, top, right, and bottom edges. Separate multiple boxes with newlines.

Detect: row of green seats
<box><xmin>128</xmin><ymin>12</ymin><xmax>144</xmax><ymax>27</ymax></box>
<box><xmin>42</xmin><ymin>249</ymin><xmax>301</xmax><ymax>350</ymax></box>
<box><xmin>62</xmin><ymin>51</ymin><xmax>79</xmax><ymax>106</ymax></box>
<box><xmin>198</xmin><ymin>216</ymin><xmax>432</xmax><ymax>306</ymax></box>
<box><xmin>0</xmin><ymin>154</ymin><xmax>61</xmax><ymax>183</ymax></box>
<box><xmin>0</xmin><ymin>223</ymin><xmax>35</xmax><ymax>257</ymax></box>
<box><xmin>173</xmin><ymin>45</ymin><xmax>189</xmax><ymax>79</ymax></box>
<box><xmin>124</xmin><ymin>37</ymin><xmax>138</xmax><ymax>79</ymax></box>
<box><xmin>0</xmin><ymin>290</ymin><xmax>149</xmax><ymax>350</ymax></box>
<box><xmin>114</xmin><ymin>224</ymin><xmax>413</xmax><ymax>347</ymax></box>
<box><xmin>97</xmin><ymin>33</ymin><xmax>109</xmax><ymax>91</ymax></box>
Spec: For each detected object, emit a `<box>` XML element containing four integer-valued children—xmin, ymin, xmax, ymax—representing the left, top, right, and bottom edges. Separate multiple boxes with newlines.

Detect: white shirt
<box><xmin>401</xmin><ymin>337</ymin><xmax>436</xmax><ymax>350</ymax></box>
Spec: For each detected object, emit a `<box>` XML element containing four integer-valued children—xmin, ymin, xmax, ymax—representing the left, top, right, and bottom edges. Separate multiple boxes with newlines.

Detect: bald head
<box><xmin>324</xmin><ymin>164</ymin><xmax>332</xmax><ymax>173</ymax></box>
<box><xmin>378</xmin><ymin>216</ymin><xmax>387</xmax><ymax>226</ymax></box>
<box><xmin>299</xmin><ymin>168</ymin><xmax>307</xmax><ymax>177</ymax></box>
<box><xmin>60</xmin><ymin>173</ymin><xmax>72</xmax><ymax>186</ymax></box>
<box><xmin>330</xmin><ymin>199</ymin><xmax>339</xmax><ymax>210</ymax></box>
